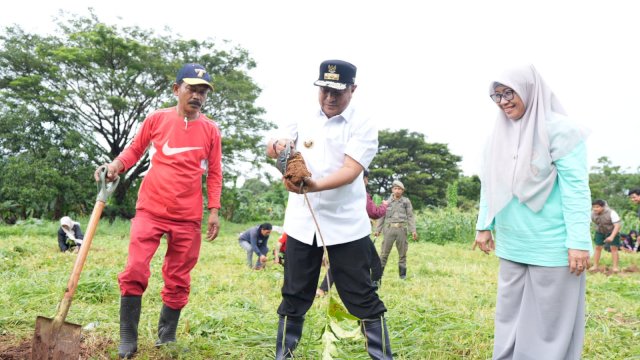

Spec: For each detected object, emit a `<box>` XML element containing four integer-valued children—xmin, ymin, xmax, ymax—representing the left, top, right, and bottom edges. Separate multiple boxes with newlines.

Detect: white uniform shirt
<box><xmin>281</xmin><ymin>105</ymin><xmax>378</xmax><ymax>246</ymax></box>
<box><xmin>610</xmin><ymin>209</ymin><xmax>621</xmax><ymax>223</ymax></box>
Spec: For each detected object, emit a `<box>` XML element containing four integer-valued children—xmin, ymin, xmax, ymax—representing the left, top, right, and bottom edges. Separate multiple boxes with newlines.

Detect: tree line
<box><xmin>0</xmin><ymin>11</ymin><xmax>637</xmax><ymax>224</ymax></box>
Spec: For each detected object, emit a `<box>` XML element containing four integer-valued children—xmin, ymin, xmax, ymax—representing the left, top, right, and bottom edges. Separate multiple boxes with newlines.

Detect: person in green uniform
<box><xmin>375</xmin><ymin>180</ymin><xmax>417</xmax><ymax>279</ymax></box>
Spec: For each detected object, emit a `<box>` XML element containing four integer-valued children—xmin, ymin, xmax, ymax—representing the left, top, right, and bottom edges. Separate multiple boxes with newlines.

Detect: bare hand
<box><xmin>267</xmin><ymin>138</ymin><xmax>294</xmax><ymax>159</ymax></box>
<box><xmin>568</xmin><ymin>249</ymin><xmax>590</xmax><ymax>276</ymax></box>
<box><xmin>473</xmin><ymin>230</ymin><xmax>495</xmax><ymax>254</ymax></box>
<box><xmin>206</xmin><ymin>210</ymin><xmax>220</xmax><ymax>241</ymax></box>
<box><xmin>604</xmin><ymin>236</ymin><xmax>613</xmax><ymax>243</ymax></box>
<box><xmin>94</xmin><ymin>161</ymin><xmax>122</xmax><ymax>183</ymax></box>
<box><xmin>259</xmin><ymin>255</ymin><xmax>267</xmax><ymax>263</ymax></box>
<box><xmin>381</xmin><ymin>200</ymin><xmax>389</xmax><ymax>206</ymax></box>
<box><xmin>284</xmin><ymin>176</ymin><xmax>314</xmax><ymax>193</ymax></box>
<box><xmin>412</xmin><ymin>231</ymin><xmax>418</xmax><ymax>241</ymax></box>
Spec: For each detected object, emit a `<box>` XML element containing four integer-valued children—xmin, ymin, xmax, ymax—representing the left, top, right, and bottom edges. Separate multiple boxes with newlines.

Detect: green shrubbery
<box><xmin>415</xmin><ymin>208</ymin><xmax>477</xmax><ymax>245</ymax></box>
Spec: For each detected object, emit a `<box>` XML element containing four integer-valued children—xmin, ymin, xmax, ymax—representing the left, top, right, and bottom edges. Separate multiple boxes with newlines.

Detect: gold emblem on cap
<box><xmin>195</xmin><ymin>69</ymin><xmax>206</xmax><ymax>78</ymax></box>
<box><xmin>303</xmin><ymin>139</ymin><xmax>314</xmax><ymax>148</ymax></box>
<box><xmin>323</xmin><ymin>64</ymin><xmax>339</xmax><ymax>81</ymax></box>
<box><xmin>324</xmin><ymin>73</ymin><xmax>339</xmax><ymax>81</ymax></box>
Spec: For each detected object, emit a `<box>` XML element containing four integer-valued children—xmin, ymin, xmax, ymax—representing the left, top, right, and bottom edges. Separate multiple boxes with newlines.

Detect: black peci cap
<box><xmin>313</xmin><ymin>60</ymin><xmax>356</xmax><ymax>90</ymax></box>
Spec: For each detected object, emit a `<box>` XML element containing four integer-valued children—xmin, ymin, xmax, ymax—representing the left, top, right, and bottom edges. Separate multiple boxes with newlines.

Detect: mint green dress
<box><xmin>476</xmin><ymin>141</ymin><xmax>593</xmax><ymax>266</ymax></box>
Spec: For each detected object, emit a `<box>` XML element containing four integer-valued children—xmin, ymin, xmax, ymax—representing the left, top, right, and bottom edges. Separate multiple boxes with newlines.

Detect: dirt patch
<box><xmin>0</xmin><ymin>333</ymin><xmax>115</xmax><ymax>360</ymax></box>
<box><xmin>0</xmin><ymin>334</ymin><xmax>30</xmax><ymax>360</ymax></box>
<box><xmin>589</xmin><ymin>264</ymin><xmax>640</xmax><ymax>276</ymax></box>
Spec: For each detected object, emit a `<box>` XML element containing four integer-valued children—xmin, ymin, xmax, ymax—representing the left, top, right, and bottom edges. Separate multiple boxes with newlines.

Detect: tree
<box><xmin>0</xmin><ymin>103</ymin><xmax>98</xmax><ymax>219</ymax></box>
<box><xmin>0</xmin><ymin>10</ymin><xmax>273</xmax><ymax>218</ymax></box>
<box><xmin>457</xmin><ymin>174</ymin><xmax>481</xmax><ymax>210</ymax></box>
<box><xmin>368</xmin><ymin>129</ymin><xmax>462</xmax><ymax>209</ymax></box>
<box><xmin>589</xmin><ymin>156</ymin><xmax>640</xmax><ymax>216</ymax></box>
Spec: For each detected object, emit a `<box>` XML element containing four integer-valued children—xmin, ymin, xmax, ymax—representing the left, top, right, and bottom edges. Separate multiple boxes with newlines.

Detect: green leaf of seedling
<box><xmin>320</xmin><ymin>293</ymin><xmax>362</xmax><ymax>359</ymax></box>
<box><xmin>329</xmin><ymin>319</ymin><xmax>361</xmax><ymax>340</ymax></box>
<box><xmin>321</xmin><ymin>326</ymin><xmax>338</xmax><ymax>360</ymax></box>
<box><xmin>327</xmin><ymin>293</ymin><xmax>359</xmax><ymax>322</ymax></box>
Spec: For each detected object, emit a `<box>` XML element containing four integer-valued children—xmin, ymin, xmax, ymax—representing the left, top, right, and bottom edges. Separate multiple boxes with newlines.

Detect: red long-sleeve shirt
<box><xmin>366</xmin><ymin>193</ymin><xmax>387</xmax><ymax>220</ymax></box>
<box><xmin>117</xmin><ymin>107</ymin><xmax>222</xmax><ymax>221</ymax></box>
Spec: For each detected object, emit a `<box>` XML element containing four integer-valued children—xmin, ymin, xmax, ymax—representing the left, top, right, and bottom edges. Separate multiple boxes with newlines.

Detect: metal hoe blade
<box><xmin>32</xmin><ymin>316</ymin><xmax>81</xmax><ymax>360</ymax></box>
<box><xmin>275</xmin><ymin>140</ymin><xmax>294</xmax><ymax>175</ymax></box>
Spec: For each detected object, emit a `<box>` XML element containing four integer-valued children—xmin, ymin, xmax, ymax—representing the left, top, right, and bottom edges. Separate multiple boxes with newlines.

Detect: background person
<box><xmin>57</xmin><ymin>216</ymin><xmax>84</xmax><ymax>252</ymax></box>
<box><xmin>267</xmin><ymin>59</ymin><xmax>392</xmax><ymax>359</ymax></box>
<box><xmin>473</xmin><ymin>65</ymin><xmax>591</xmax><ymax>359</ymax></box>
<box><xmin>630</xmin><ymin>230</ymin><xmax>640</xmax><ymax>252</ymax></box>
<box><xmin>629</xmin><ymin>189</ymin><xmax>640</xmax><ymax>219</ymax></box>
<box><xmin>590</xmin><ymin>199</ymin><xmax>622</xmax><ymax>272</ymax></box>
<box><xmin>620</xmin><ymin>233</ymin><xmax>634</xmax><ymax>252</ymax></box>
<box><xmin>238</xmin><ymin>223</ymin><xmax>273</xmax><ymax>269</ymax></box>
<box><xmin>95</xmin><ymin>63</ymin><xmax>222</xmax><ymax>359</ymax></box>
<box><xmin>375</xmin><ymin>179</ymin><xmax>417</xmax><ymax>279</ymax></box>
<box><xmin>274</xmin><ymin>232</ymin><xmax>287</xmax><ymax>266</ymax></box>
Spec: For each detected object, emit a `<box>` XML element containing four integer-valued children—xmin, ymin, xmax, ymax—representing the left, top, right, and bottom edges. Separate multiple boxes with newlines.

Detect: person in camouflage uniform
<box><xmin>375</xmin><ymin>180</ymin><xmax>417</xmax><ymax>279</ymax></box>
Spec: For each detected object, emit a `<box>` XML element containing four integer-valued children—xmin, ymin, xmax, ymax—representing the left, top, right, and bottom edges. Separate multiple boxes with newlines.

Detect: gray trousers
<box><xmin>494</xmin><ymin>259</ymin><xmax>586</xmax><ymax>360</ymax></box>
<box><xmin>239</xmin><ymin>240</ymin><xmax>257</xmax><ymax>268</ymax></box>
<box><xmin>379</xmin><ymin>227</ymin><xmax>408</xmax><ymax>269</ymax></box>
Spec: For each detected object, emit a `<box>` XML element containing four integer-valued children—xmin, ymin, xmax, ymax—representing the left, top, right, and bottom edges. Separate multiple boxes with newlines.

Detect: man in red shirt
<box><xmin>95</xmin><ymin>63</ymin><xmax>222</xmax><ymax>359</ymax></box>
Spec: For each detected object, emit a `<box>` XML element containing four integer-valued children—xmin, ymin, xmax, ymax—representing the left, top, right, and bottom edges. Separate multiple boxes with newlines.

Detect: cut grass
<box><xmin>0</xmin><ymin>219</ymin><xmax>639</xmax><ymax>359</ymax></box>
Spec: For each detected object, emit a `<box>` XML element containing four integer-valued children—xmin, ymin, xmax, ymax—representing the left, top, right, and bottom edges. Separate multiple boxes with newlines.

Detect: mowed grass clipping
<box><xmin>0</xmin><ymin>219</ymin><xmax>639</xmax><ymax>359</ymax></box>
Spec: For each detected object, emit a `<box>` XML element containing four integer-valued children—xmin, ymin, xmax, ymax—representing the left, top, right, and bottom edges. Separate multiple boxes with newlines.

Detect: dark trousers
<box><xmin>319</xmin><ymin>240</ymin><xmax>382</xmax><ymax>292</ymax></box>
<box><xmin>278</xmin><ymin>235</ymin><xmax>387</xmax><ymax>319</ymax></box>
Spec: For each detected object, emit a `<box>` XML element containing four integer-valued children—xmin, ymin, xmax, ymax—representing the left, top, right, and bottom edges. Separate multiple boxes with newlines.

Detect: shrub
<box><xmin>415</xmin><ymin>207</ymin><xmax>477</xmax><ymax>245</ymax></box>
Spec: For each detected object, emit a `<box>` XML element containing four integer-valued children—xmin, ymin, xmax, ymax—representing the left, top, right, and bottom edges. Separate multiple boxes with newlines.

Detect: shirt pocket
<box><xmin>325</xmin><ymin>138</ymin><xmax>347</xmax><ymax>155</ymax></box>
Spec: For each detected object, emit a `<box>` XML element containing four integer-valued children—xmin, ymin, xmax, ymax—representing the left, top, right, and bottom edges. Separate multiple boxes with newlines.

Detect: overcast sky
<box><xmin>2</xmin><ymin>1</ymin><xmax>638</xmax><ymax>175</ymax></box>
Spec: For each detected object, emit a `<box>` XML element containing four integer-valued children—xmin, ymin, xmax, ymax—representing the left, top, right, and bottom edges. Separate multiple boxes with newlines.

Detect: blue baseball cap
<box><xmin>176</xmin><ymin>63</ymin><xmax>214</xmax><ymax>91</ymax></box>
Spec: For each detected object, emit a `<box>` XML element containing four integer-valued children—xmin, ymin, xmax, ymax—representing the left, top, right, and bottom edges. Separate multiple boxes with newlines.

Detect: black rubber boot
<box><xmin>118</xmin><ymin>296</ymin><xmax>142</xmax><ymax>359</ymax></box>
<box><xmin>399</xmin><ymin>265</ymin><xmax>407</xmax><ymax>280</ymax></box>
<box><xmin>155</xmin><ymin>303</ymin><xmax>182</xmax><ymax>346</ymax></box>
<box><xmin>275</xmin><ymin>315</ymin><xmax>304</xmax><ymax>359</ymax></box>
<box><xmin>361</xmin><ymin>316</ymin><xmax>393</xmax><ymax>360</ymax></box>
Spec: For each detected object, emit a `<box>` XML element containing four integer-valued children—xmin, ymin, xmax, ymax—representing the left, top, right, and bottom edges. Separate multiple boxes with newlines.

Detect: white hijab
<box><xmin>480</xmin><ymin>65</ymin><xmax>589</xmax><ymax>228</ymax></box>
<box><xmin>60</xmin><ymin>216</ymin><xmax>77</xmax><ymax>240</ymax></box>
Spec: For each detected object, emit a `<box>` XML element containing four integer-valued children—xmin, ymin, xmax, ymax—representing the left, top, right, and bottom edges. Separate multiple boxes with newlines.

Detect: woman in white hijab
<box><xmin>58</xmin><ymin>216</ymin><xmax>84</xmax><ymax>252</ymax></box>
<box><xmin>473</xmin><ymin>65</ymin><xmax>592</xmax><ymax>360</ymax></box>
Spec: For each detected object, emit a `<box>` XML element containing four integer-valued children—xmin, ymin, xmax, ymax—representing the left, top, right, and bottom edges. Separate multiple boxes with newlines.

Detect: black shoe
<box><xmin>361</xmin><ymin>316</ymin><xmax>393</xmax><ymax>360</ymax></box>
<box><xmin>155</xmin><ymin>304</ymin><xmax>182</xmax><ymax>347</ymax></box>
<box><xmin>118</xmin><ymin>296</ymin><xmax>141</xmax><ymax>359</ymax></box>
<box><xmin>275</xmin><ymin>315</ymin><xmax>304</xmax><ymax>359</ymax></box>
<box><xmin>399</xmin><ymin>265</ymin><xmax>407</xmax><ymax>280</ymax></box>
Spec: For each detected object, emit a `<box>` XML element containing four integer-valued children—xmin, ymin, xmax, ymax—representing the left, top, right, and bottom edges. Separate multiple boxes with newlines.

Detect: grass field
<box><xmin>0</xmin><ymin>218</ymin><xmax>639</xmax><ymax>359</ymax></box>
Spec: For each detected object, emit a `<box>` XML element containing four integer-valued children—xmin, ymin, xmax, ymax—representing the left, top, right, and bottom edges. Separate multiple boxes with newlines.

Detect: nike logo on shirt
<box><xmin>162</xmin><ymin>141</ymin><xmax>203</xmax><ymax>156</ymax></box>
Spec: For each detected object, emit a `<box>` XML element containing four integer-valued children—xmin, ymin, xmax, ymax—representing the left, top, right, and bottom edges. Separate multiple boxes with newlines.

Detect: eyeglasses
<box><xmin>490</xmin><ymin>89</ymin><xmax>515</xmax><ymax>103</ymax></box>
